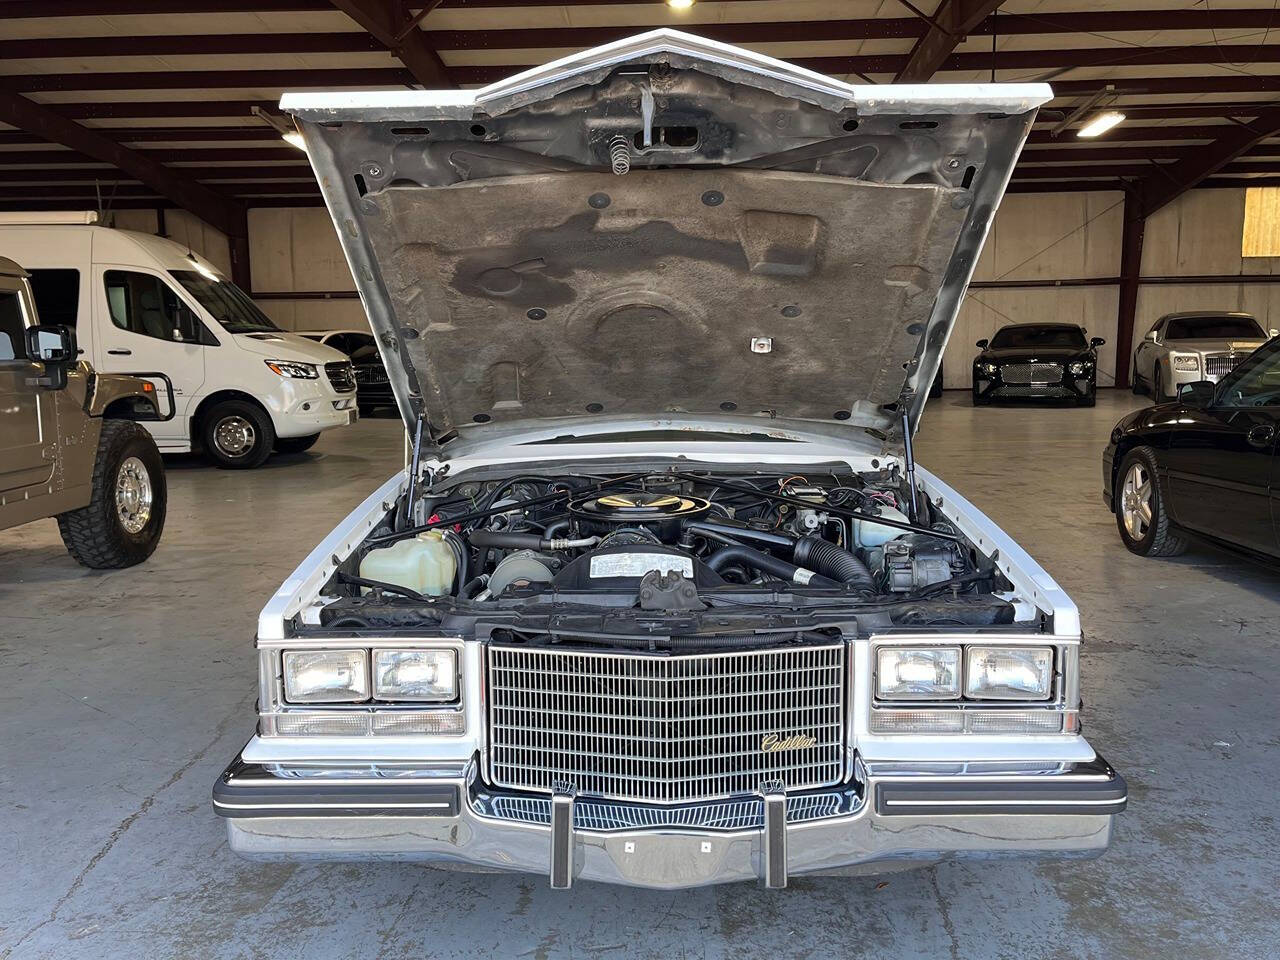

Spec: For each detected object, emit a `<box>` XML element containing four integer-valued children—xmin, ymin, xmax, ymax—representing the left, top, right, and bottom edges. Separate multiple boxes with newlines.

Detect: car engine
<box><xmin>315</xmin><ymin>467</ymin><xmax>1016</xmax><ymax>632</ymax></box>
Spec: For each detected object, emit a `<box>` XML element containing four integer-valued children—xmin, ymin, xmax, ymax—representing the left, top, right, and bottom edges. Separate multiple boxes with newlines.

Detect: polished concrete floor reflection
<box><xmin>2</xmin><ymin>392</ymin><xmax>1277</xmax><ymax>960</ymax></box>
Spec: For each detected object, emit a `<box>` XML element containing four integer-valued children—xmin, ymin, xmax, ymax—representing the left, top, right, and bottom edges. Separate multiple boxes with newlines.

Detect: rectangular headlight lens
<box><xmin>876</xmin><ymin>647</ymin><xmax>960</xmax><ymax>700</ymax></box>
<box><xmin>1172</xmin><ymin>354</ymin><xmax>1200</xmax><ymax>372</ymax></box>
<box><xmin>374</xmin><ymin>649</ymin><xmax>457</xmax><ymax>701</ymax></box>
<box><xmin>283</xmin><ymin>650</ymin><xmax>369</xmax><ymax>703</ymax></box>
<box><xmin>965</xmin><ymin>647</ymin><xmax>1053</xmax><ymax>700</ymax></box>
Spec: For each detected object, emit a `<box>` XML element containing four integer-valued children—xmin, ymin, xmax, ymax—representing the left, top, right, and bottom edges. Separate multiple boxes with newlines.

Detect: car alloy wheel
<box><xmin>114</xmin><ymin>455</ymin><xmax>153</xmax><ymax>534</ymax></box>
<box><xmin>1120</xmin><ymin>461</ymin><xmax>1152</xmax><ymax>540</ymax></box>
<box><xmin>213</xmin><ymin>415</ymin><xmax>256</xmax><ymax>459</ymax></box>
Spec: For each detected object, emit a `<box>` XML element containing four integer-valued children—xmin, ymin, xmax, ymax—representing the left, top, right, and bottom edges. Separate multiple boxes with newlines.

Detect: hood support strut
<box><xmin>901</xmin><ymin>410</ymin><xmax>919</xmax><ymax>521</ymax></box>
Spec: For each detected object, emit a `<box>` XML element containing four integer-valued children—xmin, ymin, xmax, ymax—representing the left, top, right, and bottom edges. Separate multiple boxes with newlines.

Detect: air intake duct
<box><xmin>792</xmin><ymin>536</ymin><xmax>875</xmax><ymax>591</ymax></box>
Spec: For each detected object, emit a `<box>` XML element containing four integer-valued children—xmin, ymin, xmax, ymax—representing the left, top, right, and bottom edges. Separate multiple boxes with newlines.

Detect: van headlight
<box><xmin>876</xmin><ymin>647</ymin><xmax>960</xmax><ymax>699</ymax></box>
<box><xmin>374</xmin><ymin>649</ymin><xmax>457</xmax><ymax>701</ymax></box>
<box><xmin>964</xmin><ymin>647</ymin><xmax>1053</xmax><ymax>700</ymax></box>
<box><xmin>283</xmin><ymin>650</ymin><xmax>369</xmax><ymax>703</ymax></box>
<box><xmin>265</xmin><ymin>359</ymin><xmax>319</xmax><ymax>379</ymax></box>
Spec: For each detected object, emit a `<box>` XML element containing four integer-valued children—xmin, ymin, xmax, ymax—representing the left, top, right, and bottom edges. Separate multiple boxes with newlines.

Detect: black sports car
<box><xmin>1103</xmin><ymin>335</ymin><xmax>1279</xmax><ymax>563</ymax></box>
<box><xmin>972</xmin><ymin>323</ymin><xmax>1104</xmax><ymax>406</ymax></box>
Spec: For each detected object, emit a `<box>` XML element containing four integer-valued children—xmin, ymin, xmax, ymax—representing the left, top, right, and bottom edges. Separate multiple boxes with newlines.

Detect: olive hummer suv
<box><xmin>0</xmin><ymin>256</ymin><xmax>168</xmax><ymax>567</ymax></box>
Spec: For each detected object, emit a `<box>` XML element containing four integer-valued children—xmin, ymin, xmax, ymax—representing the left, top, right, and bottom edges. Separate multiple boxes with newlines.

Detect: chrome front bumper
<box><xmin>214</xmin><ymin>753</ymin><xmax>1125</xmax><ymax>889</ymax></box>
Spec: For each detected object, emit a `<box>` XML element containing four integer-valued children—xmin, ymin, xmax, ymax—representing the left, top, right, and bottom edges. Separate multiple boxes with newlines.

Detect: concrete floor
<box><xmin>2</xmin><ymin>392</ymin><xmax>1278</xmax><ymax>960</ymax></box>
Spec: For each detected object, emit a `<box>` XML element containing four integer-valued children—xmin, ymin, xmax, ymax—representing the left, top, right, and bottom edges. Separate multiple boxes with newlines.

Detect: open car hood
<box><xmin>283</xmin><ymin>30</ymin><xmax>1048</xmax><ymax>454</ymax></box>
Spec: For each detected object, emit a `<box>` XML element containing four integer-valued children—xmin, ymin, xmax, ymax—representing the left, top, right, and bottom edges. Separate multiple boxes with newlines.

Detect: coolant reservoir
<box><xmin>853</xmin><ymin>505</ymin><xmax>911</xmax><ymax>548</ymax></box>
<box><xmin>359</xmin><ymin>530</ymin><xmax>456</xmax><ymax>597</ymax></box>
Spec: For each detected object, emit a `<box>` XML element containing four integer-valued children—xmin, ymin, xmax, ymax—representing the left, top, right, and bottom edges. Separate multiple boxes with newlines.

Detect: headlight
<box><xmin>976</xmin><ymin>362</ymin><xmax>999</xmax><ymax>376</ymax></box>
<box><xmin>1171</xmin><ymin>354</ymin><xmax>1200</xmax><ymax>372</ymax></box>
<box><xmin>876</xmin><ymin>647</ymin><xmax>960</xmax><ymax>699</ymax></box>
<box><xmin>964</xmin><ymin>647</ymin><xmax>1053</xmax><ymax>700</ymax></box>
<box><xmin>374</xmin><ymin>649</ymin><xmax>457</xmax><ymax>701</ymax></box>
<box><xmin>1068</xmin><ymin>360</ymin><xmax>1092</xmax><ymax>375</ymax></box>
<box><xmin>265</xmin><ymin>359</ymin><xmax>319</xmax><ymax>379</ymax></box>
<box><xmin>283</xmin><ymin>650</ymin><xmax>369</xmax><ymax>703</ymax></box>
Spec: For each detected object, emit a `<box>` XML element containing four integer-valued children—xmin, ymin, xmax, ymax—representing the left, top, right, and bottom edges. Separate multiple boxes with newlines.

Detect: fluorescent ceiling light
<box><xmin>282</xmin><ymin>130</ymin><xmax>307</xmax><ymax>151</ymax></box>
<box><xmin>1077</xmin><ymin>112</ymin><xmax>1125</xmax><ymax>138</ymax></box>
<box><xmin>667</xmin><ymin>0</ymin><xmax>695</xmax><ymax>9</ymax></box>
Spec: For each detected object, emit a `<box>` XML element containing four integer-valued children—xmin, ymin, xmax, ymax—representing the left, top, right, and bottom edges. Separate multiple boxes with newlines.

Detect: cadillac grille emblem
<box><xmin>760</xmin><ymin>733</ymin><xmax>818</xmax><ymax>753</ymax></box>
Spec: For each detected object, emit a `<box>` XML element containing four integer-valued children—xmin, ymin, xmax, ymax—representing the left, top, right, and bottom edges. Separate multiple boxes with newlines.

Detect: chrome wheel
<box><xmin>212</xmin><ymin>415</ymin><xmax>256</xmax><ymax>459</ymax></box>
<box><xmin>1121</xmin><ymin>461</ymin><xmax>1153</xmax><ymax>541</ymax></box>
<box><xmin>114</xmin><ymin>456</ymin><xmax>153</xmax><ymax>534</ymax></box>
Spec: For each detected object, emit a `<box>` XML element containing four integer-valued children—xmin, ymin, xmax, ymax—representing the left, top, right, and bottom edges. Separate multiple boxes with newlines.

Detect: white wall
<box><xmin>247</xmin><ymin>207</ymin><xmax>368</xmax><ymax>332</ymax></box>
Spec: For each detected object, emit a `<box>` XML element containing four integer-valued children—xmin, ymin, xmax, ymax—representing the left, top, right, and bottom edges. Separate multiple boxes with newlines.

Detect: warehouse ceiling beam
<box><xmin>895</xmin><ymin>0</ymin><xmax>1005</xmax><ymax>83</ymax></box>
<box><xmin>327</xmin><ymin>0</ymin><xmax>451</xmax><ymax>88</ymax></box>
<box><xmin>0</xmin><ymin>92</ymin><xmax>251</xmax><ymax>286</ymax></box>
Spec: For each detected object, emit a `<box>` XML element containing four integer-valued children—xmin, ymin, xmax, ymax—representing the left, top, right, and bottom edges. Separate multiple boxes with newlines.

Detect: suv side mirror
<box><xmin>975</xmin><ymin>338</ymin><xmax>989</xmax><ymax>349</ymax></box>
<box><xmin>26</xmin><ymin>324</ymin><xmax>77</xmax><ymax>362</ymax></box>
<box><xmin>1090</xmin><ymin>336</ymin><xmax>1106</xmax><ymax>347</ymax></box>
<box><xmin>1177</xmin><ymin>380</ymin><xmax>1215</xmax><ymax>407</ymax></box>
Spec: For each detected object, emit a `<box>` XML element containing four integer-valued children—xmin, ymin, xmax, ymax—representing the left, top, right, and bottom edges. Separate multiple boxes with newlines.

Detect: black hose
<box><xmin>443</xmin><ymin>531</ymin><xmax>468</xmax><ymax>595</ymax></box>
<box><xmin>335</xmin><ymin>572</ymin><xmax>431</xmax><ymax>602</ymax></box>
<box><xmin>704</xmin><ymin>544</ymin><xmax>840</xmax><ymax>589</ymax></box>
<box><xmin>543</xmin><ymin>518</ymin><xmax>570</xmax><ymax>540</ymax></box>
<box><xmin>325</xmin><ymin>615</ymin><xmax>374</xmax><ymax>629</ymax></box>
<box><xmin>460</xmin><ymin>576</ymin><xmax>487</xmax><ymax>599</ymax></box>
<box><xmin>469</xmin><ymin>530</ymin><xmax>544</xmax><ymax>550</ymax></box>
<box><xmin>792</xmin><ymin>536</ymin><xmax>875</xmax><ymax>591</ymax></box>
<box><xmin>683</xmin><ymin>521</ymin><xmax>795</xmax><ymax>549</ymax></box>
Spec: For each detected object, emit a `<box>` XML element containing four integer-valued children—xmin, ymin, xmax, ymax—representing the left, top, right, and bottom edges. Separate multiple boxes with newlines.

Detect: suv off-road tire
<box><xmin>202</xmin><ymin>399</ymin><xmax>275</xmax><ymax>469</ymax></box>
<box><xmin>1115</xmin><ymin>446</ymin><xmax>1187</xmax><ymax>557</ymax></box>
<box><xmin>275</xmin><ymin>433</ymin><xmax>320</xmax><ymax>454</ymax></box>
<box><xmin>56</xmin><ymin>420</ymin><xmax>167</xmax><ymax>568</ymax></box>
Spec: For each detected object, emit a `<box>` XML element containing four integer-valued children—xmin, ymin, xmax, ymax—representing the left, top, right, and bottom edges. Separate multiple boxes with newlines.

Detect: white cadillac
<box><xmin>213</xmin><ymin>31</ymin><xmax>1125</xmax><ymax>889</ymax></box>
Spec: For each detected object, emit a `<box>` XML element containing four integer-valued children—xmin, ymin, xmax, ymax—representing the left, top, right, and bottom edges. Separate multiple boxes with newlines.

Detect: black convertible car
<box><xmin>972</xmin><ymin>323</ymin><xmax>1104</xmax><ymax>406</ymax></box>
<box><xmin>1103</xmin><ymin>335</ymin><xmax>1279</xmax><ymax>563</ymax></box>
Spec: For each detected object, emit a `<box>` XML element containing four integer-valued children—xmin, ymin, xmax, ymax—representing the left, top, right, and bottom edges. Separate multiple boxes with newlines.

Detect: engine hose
<box><xmin>683</xmin><ymin>521</ymin><xmax>795</xmax><ymax>549</ymax></box>
<box><xmin>460</xmin><ymin>576</ymin><xmax>488</xmax><ymax>599</ymax></box>
<box><xmin>469</xmin><ymin>529</ymin><xmax>598</xmax><ymax>551</ymax></box>
<box><xmin>703</xmin><ymin>543</ymin><xmax>840</xmax><ymax>589</ymax></box>
<box><xmin>792</xmin><ymin>536</ymin><xmax>875</xmax><ymax>591</ymax></box>
<box><xmin>543</xmin><ymin>518</ymin><xmax>571</xmax><ymax>540</ymax></box>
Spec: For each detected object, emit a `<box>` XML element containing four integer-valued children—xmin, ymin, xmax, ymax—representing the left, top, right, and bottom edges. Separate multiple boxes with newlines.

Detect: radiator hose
<box><xmin>792</xmin><ymin>536</ymin><xmax>876</xmax><ymax>592</ymax></box>
<box><xmin>704</xmin><ymin>543</ymin><xmax>840</xmax><ymax>589</ymax></box>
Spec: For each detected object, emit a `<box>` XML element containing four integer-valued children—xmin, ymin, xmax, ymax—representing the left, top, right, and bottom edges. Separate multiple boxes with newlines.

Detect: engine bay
<box><xmin>311</xmin><ymin>464</ymin><xmax>1025</xmax><ymax>636</ymax></box>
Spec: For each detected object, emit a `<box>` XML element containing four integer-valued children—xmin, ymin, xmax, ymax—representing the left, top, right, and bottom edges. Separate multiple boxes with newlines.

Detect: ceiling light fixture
<box><xmin>667</xmin><ymin>0</ymin><xmax>695</xmax><ymax>9</ymax></box>
<box><xmin>1077</xmin><ymin>111</ymin><xmax>1126</xmax><ymax>139</ymax></box>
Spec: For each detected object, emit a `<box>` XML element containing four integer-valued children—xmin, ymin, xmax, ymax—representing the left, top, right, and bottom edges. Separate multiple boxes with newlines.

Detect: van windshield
<box><xmin>169</xmin><ymin>269</ymin><xmax>280</xmax><ymax>334</ymax></box>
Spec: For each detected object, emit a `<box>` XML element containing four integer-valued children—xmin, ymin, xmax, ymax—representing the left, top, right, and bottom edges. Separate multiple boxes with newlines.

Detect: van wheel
<box><xmin>275</xmin><ymin>433</ymin><xmax>319</xmax><ymax>454</ymax></box>
<box><xmin>202</xmin><ymin>399</ymin><xmax>274</xmax><ymax>469</ymax></box>
<box><xmin>57</xmin><ymin>420</ymin><xmax>167</xmax><ymax>568</ymax></box>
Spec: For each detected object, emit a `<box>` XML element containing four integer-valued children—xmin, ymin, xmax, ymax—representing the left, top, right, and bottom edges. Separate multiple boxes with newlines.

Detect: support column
<box><xmin>1114</xmin><ymin>189</ymin><xmax>1147</xmax><ymax>389</ymax></box>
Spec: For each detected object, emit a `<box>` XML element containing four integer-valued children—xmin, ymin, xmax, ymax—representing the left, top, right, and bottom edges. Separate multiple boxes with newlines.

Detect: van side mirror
<box><xmin>26</xmin><ymin>324</ymin><xmax>76</xmax><ymax>362</ymax></box>
<box><xmin>1177</xmin><ymin>380</ymin><xmax>1215</xmax><ymax>408</ymax></box>
<box><xmin>975</xmin><ymin>338</ymin><xmax>989</xmax><ymax>349</ymax></box>
<box><xmin>1090</xmin><ymin>336</ymin><xmax>1106</xmax><ymax>347</ymax></box>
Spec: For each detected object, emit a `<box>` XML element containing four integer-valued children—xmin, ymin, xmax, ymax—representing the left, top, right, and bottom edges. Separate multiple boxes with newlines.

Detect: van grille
<box><xmin>325</xmin><ymin>361</ymin><xmax>356</xmax><ymax>393</ymax></box>
<box><xmin>486</xmin><ymin>644</ymin><xmax>846</xmax><ymax>804</ymax></box>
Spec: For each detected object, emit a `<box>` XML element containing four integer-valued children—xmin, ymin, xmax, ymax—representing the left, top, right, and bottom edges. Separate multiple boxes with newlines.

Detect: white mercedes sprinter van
<box><xmin>0</xmin><ymin>213</ymin><xmax>359</xmax><ymax>468</ymax></box>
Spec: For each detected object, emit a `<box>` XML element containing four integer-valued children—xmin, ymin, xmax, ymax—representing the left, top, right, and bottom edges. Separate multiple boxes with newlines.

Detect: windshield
<box><xmin>990</xmin><ymin>326</ymin><xmax>1086</xmax><ymax>349</ymax></box>
<box><xmin>1165</xmin><ymin>316</ymin><xmax>1264</xmax><ymax>340</ymax></box>
<box><xmin>169</xmin><ymin>269</ymin><xmax>280</xmax><ymax>334</ymax></box>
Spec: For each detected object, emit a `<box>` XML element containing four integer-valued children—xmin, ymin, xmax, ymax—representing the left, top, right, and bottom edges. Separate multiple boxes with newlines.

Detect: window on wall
<box><xmin>1242</xmin><ymin>187</ymin><xmax>1280</xmax><ymax>257</ymax></box>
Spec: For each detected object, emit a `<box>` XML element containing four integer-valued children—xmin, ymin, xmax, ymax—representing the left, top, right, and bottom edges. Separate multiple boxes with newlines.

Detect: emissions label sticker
<box><xmin>589</xmin><ymin>553</ymin><xmax>694</xmax><ymax>579</ymax></box>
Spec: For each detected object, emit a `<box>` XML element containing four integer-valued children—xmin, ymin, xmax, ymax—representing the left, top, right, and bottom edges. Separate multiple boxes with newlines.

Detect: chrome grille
<box><xmin>1204</xmin><ymin>354</ymin><xmax>1240</xmax><ymax>380</ymax></box>
<box><xmin>1001</xmin><ymin>362</ymin><xmax>1062</xmax><ymax>384</ymax></box>
<box><xmin>477</xmin><ymin>792</ymin><xmax>847</xmax><ymax>831</ymax></box>
<box><xmin>324</xmin><ymin>361</ymin><xmax>356</xmax><ymax>393</ymax></box>
<box><xmin>486</xmin><ymin>645</ymin><xmax>846</xmax><ymax>804</ymax></box>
